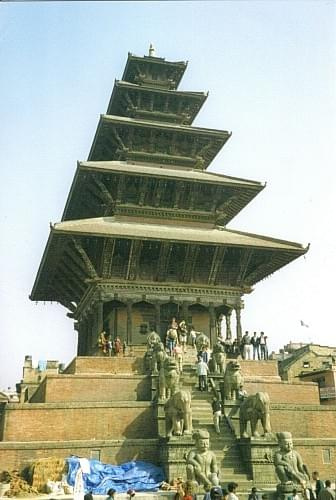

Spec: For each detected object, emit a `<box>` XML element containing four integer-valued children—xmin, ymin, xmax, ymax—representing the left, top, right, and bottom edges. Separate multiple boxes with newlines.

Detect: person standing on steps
<box><xmin>250</xmin><ymin>332</ymin><xmax>260</xmax><ymax>360</ymax></box>
<box><xmin>248</xmin><ymin>487</ymin><xmax>259</xmax><ymax>500</ymax></box>
<box><xmin>242</xmin><ymin>331</ymin><xmax>252</xmax><ymax>360</ymax></box>
<box><xmin>212</xmin><ymin>397</ymin><xmax>222</xmax><ymax>434</ymax></box>
<box><xmin>312</xmin><ymin>471</ymin><xmax>324</xmax><ymax>499</ymax></box>
<box><xmin>196</xmin><ymin>356</ymin><xmax>209</xmax><ymax>391</ymax></box>
<box><xmin>227</xmin><ymin>482</ymin><xmax>239</xmax><ymax>500</ymax></box>
<box><xmin>203</xmin><ymin>486</ymin><xmax>223</xmax><ymax>500</ymax></box>
<box><xmin>258</xmin><ymin>332</ymin><xmax>267</xmax><ymax>360</ymax></box>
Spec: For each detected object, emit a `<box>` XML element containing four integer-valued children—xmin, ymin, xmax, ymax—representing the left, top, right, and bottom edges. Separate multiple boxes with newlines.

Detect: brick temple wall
<box><xmin>64</xmin><ymin>356</ymin><xmax>144</xmax><ymax>375</ymax></box>
<box><xmin>0</xmin><ymin>438</ymin><xmax>160</xmax><ymax>471</ymax></box>
<box><xmin>244</xmin><ymin>379</ymin><xmax>319</xmax><ymax>404</ymax></box>
<box><xmin>270</xmin><ymin>404</ymin><xmax>336</xmax><ymax>438</ymax></box>
<box><xmin>30</xmin><ymin>374</ymin><xmax>151</xmax><ymax>403</ymax></box>
<box><xmin>1</xmin><ymin>402</ymin><xmax>156</xmax><ymax>441</ymax></box>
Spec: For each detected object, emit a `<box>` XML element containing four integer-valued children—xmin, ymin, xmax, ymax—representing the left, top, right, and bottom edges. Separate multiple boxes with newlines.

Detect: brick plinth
<box><xmin>1</xmin><ymin>402</ymin><xmax>156</xmax><ymax>441</ymax></box>
<box><xmin>244</xmin><ymin>379</ymin><xmax>319</xmax><ymax>404</ymax></box>
<box><xmin>0</xmin><ymin>438</ymin><xmax>160</xmax><ymax>472</ymax></box>
<box><xmin>64</xmin><ymin>356</ymin><xmax>144</xmax><ymax>375</ymax></box>
<box><xmin>30</xmin><ymin>374</ymin><xmax>151</xmax><ymax>403</ymax></box>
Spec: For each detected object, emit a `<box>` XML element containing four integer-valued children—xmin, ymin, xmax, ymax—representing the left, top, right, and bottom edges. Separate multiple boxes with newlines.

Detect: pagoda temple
<box><xmin>30</xmin><ymin>47</ymin><xmax>308</xmax><ymax>353</ymax></box>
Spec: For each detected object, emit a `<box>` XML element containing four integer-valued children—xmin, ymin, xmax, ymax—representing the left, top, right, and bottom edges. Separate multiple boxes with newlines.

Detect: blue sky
<box><xmin>0</xmin><ymin>1</ymin><xmax>335</xmax><ymax>388</ymax></box>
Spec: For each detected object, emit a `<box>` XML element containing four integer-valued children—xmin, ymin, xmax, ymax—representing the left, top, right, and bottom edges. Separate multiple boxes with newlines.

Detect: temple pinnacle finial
<box><xmin>149</xmin><ymin>43</ymin><xmax>156</xmax><ymax>57</ymax></box>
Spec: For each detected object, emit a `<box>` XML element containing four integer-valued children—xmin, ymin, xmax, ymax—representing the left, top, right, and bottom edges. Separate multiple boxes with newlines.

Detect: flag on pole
<box><xmin>300</xmin><ymin>320</ymin><xmax>309</xmax><ymax>328</ymax></box>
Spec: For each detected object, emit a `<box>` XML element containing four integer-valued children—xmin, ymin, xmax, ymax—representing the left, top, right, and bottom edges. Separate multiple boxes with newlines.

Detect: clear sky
<box><xmin>0</xmin><ymin>1</ymin><xmax>335</xmax><ymax>388</ymax></box>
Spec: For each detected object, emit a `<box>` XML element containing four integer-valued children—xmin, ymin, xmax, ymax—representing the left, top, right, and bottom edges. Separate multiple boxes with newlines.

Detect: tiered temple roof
<box><xmin>31</xmin><ymin>48</ymin><xmax>308</xmax><ymax>318</ymax></box>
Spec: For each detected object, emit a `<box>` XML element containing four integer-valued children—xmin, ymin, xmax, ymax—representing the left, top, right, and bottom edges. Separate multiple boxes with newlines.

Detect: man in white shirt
<box><xmin>228</xmin><ymin>482</ymin><xmax>239</xmax><ymax>500</ymax></box>
<box><xmin>196</xmin><ymin>356</ymin><xmax>209</xmax><ymax>391</ymax></box>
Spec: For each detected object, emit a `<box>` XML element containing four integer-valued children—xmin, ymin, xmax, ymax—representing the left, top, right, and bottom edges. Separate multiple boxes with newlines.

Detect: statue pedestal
<box><xmin>276</xmin><ymin>482</ymin><xmax>304</xmax><ymax>500</ymax></box>
<box><xmin>159</xmin><ymin>435</ymin><xmax>194</xmax><ymax>482</ymax></box>
<box><xmin>238</xmin><ymin>435</ymin><xmax>278</xmax><ymax>485</ymax></box>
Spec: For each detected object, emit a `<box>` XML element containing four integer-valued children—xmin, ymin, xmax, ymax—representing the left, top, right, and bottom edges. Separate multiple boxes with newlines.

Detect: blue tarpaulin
<box><xmin>66</xmin><ymin>456</ymin><xmax>165</xmax><ymax>494</ymax></box>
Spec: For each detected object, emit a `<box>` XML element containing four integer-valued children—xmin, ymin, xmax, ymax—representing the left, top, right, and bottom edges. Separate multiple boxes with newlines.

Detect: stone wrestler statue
<box><xmin>274</xmin><ymin>431</ymin><xmax>310</xmax><ymax>486</ymax></box>
<box><xmin>186</xmin><ymin>429</ymin><xmax>219</xmax><ymax>491</ymax></box>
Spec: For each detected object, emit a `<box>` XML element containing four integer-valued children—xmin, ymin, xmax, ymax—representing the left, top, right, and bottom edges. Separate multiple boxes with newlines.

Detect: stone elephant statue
<box><xmin>239</xmin><ymin>391</ymin><xmax>271</xmax><ymax>438</ymax></box>
<box><xmin>221</xmin><ymin>360</ymin><xmax>244</xmax><ymax>400</ymax></box>
<box><xmin>159</xmin><ymin>356</ymin><xmax>180</xmax><ymax>401</ymax></box>
<box><xmin>164</xmin><ymin>389</ymin><xmax>192</xmax><ymax>436</ymax></box>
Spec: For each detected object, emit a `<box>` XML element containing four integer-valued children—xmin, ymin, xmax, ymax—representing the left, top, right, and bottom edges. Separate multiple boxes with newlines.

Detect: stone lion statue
<box><xmin>159</xmin><ymin>356</ymin><xmax>180</xmax><ymax>401</ymax></box>
<box><xmin>147</xmin><ymin>330</ymin><xmax>161</xmax><ymax>349</ymax></box>
<box><xmin>150</xmin><ymin>341</ymin><xmax>167</xmax><ymax>374</ymax></box>
<box><xmin>221</xmin><ymin>360</ymin><xmax>244</xmax><ymax>400</ymax></box>
<box><xmin>239</xmin><ymin>391</ymin><xmax>272</xmax><ymax>438</ymax></box>
<box><xmin>144</xmin><ymin>331</ymin><xmax>162</xmax><ymax>373</ymax></box>
<box><xmin>195</xmin><ymin>332</ymin><xmax>210</xmax><ymax>352</ymax></box>
<box><xmin>211</xmin><ymin>342</ymin><xmax>226</xmax><ymax>374</ymax></box>
<box><xmin>164</xmin><ymin>389</ymin><xmax>192</xmax><ymax>437</ymax></box>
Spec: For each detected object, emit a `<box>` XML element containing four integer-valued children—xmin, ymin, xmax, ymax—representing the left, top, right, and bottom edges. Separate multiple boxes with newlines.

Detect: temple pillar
<box><xmin>77</xmin><ymin>320</ymin><xmax>85</xmax><ymax>356</ymax></box>
<box><xmin>155</xmin><ymin>302</ymin><xmax>161</xmax><ymax>334</ymax></box>
<box><xmin>225</xmin><ymin>309</ymin><xmax>232</xmax><ymax>340</ymax></box>
<box><xmin>97</xmin><ymin>301</ymin><xmax>104</xmax><ymax>334</ymax></box>
<box><xmin>209</xmin><ymin>303</ymin><xmax>216</xmax><ymax>347</ymax></box>
<box><xmin>126</xmin><ymin>300</ymin><xmax>133</xmax><ymax>345</ymax></box>
<box><xmin>181</xmin><ymin>301</ymin><xmax>189</xmax><ymax>322</ymax></box>
<box><xmin>235</xmin><ymin>306</ymin><xmax>242</xmax><ymax>341</ymax></box>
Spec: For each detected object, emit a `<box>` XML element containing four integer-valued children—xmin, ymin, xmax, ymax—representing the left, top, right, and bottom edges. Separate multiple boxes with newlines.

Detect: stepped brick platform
<box><xmin>30</xmin><ymin>374</ymin><xmax>151</xmax><ymax>403</ymax></box>
<box><xmin>64</xmin><ymin>355</ymin><xmax>145</xmax><ymax>375</ymax></box>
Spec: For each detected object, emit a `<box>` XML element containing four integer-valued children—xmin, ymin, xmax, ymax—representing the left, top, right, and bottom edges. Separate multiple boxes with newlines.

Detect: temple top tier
<box><xmin>122</xmin><ymin>46</ymin><xmax>187</xmax><ymax>90</ymax></box>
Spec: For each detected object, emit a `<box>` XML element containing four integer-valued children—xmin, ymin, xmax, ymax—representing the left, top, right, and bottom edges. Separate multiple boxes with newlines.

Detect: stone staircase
<box><xmin>179</xmin><ymin>347</ymin><xmax>254</xmax><ymax>493</ymax></box>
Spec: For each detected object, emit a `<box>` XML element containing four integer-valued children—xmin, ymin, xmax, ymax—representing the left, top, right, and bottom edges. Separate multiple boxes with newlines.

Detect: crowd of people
<box><xmin>173</xmin><ymin>474</ymin><xmax>336</xmax><ymax>500</ymax></box>
<box><xmin>98</xmin><ymin>331</ymin><xmax>127</xmax><ymax>356</ymax></box>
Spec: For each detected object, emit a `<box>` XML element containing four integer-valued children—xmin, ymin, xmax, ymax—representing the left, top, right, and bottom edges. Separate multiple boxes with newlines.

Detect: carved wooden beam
<box><xmin>56</xmin><ymin>263</ymin><xmax>86</xmax><ymax>294</ymax></box>
<box><xmin>116</xmin><ymin>175</ymin><xmax>126</xmax><ymax>203</ymax></box>
<box><xmin>126</xmin><ymin>240</ymin><xmax>143</xmax><ymax>281</ymax></box>
<box><xmin>153</xmin><ymin>179</ymin><xmax>166</xmax><ymax>207</ymax></box>
<box><xmin>111</xmin><ymin>126</ymin><xmax>126</xmax><ymax>150</ymax></box>
<box><xmin>173</xmin><ymin>181</ymin><xmax>185</xmax><ymax>209</ymax></box>
<box><xmin>182</xmin><ymin>244</ymin><xmax>200</xmax><ymax>283</ymax></box>
<box><xmin>72</xmin><ymin>238</ymin><xmax>98</xmax><ymax>279</ymax></box>
<box><xmin>149</xmin><ymin>129</ymin><xmax>155</xmax><ymax>153</ymax></box>
<box><xmin>124</xmin><ymin>90</ymin><xmax>136</xmax><ymax>111</ymax></box>
<box><xmin>53</xmin><ymin>270</ymin><xmax>82</xmax><ymax>304</ymax></box>
<box><xmin>64</xmin><ymin>245</ymin><xmax>91</xmax><ymax>278</ymax></box>
<box><xmin>244</xmin><ymin>252</ymin><xmax>281</xmax><ymax>285</ymax></box>
<box><xmin>92</xmin><ymin>176</ymin><xmax>114</xmax><ymax>206</ymax></box>
<box><xmin>101</xmin><ymin>238</ymin><xmax>116</xmax><ymax>278</ymax></box>
<box><xmin>156</xmin><ymin>242</ymin><xmax>173</xmax><ymax>281</ymax></box>
<box><xmin>211</xmin><ymin>185</ymin><xmax>223</xmax><ymax>212</ymax></box>
<box><xmin>189</xmin><ymin>183</ymin><xmax>200</xmax><ymax>210</ymax></box>
<box><xmin>50</xmin><ymin>281</ymin><xmax>77</xmax><ymax>312</ymax></box>
<box><xmin>236</xmin><ymin>249</ymin><xmax>254</xmax><ymax>284</ymax></box>
<box><xmin>208</xmin><ymin>246</ymin><xmax>227</xmax><ymax>285</ymax></box>
<box><xmin>60</xmin><ymin>256</ymin><xmax>87</xmax><ymax>284</ymax></box>
<box><xmin>138</xmin><ymin>177</ymin><xmax>149</xmax><ymax>206</ymax></box>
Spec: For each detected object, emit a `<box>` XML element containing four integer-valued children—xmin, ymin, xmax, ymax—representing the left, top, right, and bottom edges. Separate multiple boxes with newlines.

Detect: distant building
<box><xmin>0</xmin><ymin>388</ymin><xmax>19</xmax><ymax>403</ymax></box>
<box><xmin>279</xmin><ymin>343</ymin><xmax>336</xmax><ymax>382</ymax></box>
<box><xmin>300</xmin><ymin>366</ymin><xmax>336</xmax><ymax>405</ymax></box>
<box><xmin>16</xmin><ymin>355</ymin><xmax>64</xmax><ymax>402</ymax></box>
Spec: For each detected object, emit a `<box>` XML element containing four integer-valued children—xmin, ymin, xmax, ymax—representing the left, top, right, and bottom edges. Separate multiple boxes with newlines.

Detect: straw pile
<box><xmin>0</xmin><ymin>470</ymin><xmax>39</xmax><ymax>497</ymax></box>
<box><xmin>30</xmin><ymin>458</ymin><xmax>66</xmax><ymax>492</ymax></box>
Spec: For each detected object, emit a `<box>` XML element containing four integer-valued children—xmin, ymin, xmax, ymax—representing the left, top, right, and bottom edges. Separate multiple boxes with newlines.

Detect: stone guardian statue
<box><xmin>186</xmin><ymin>429</ymin><xmax>220</xmax><ymax>492</ymax></box>
<box><xmin>274</xmin><ymin>431</ymin><xmax>310</xmax><ymax>487</ymax></box>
